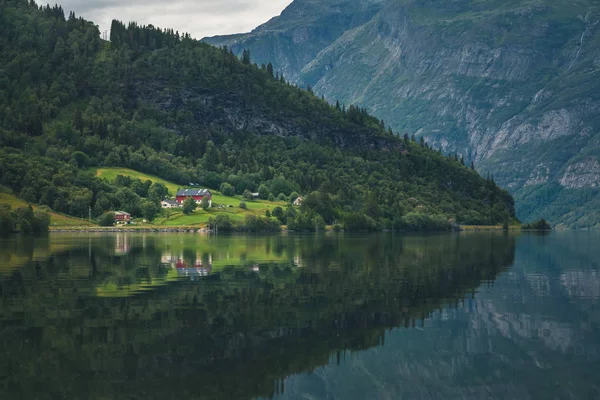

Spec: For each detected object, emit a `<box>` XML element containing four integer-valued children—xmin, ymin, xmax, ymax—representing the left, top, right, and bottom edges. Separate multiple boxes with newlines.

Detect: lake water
<box><xmin>0</xmin><ymin>232</ymin><xmax>599</xmax><ymax>399</ymax></box>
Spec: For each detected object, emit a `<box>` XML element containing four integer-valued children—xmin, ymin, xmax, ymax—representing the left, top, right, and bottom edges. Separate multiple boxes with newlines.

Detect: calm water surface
<box><xmin>0</xmin><ymin>232</ymin><xmax>598</xmax><ymax>399</ymax></box>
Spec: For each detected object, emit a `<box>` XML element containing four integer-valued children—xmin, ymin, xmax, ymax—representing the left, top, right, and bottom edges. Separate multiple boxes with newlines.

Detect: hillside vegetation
<box><xmin>95</xmin><ymin>167</ymin><xmax>286</xmax><ymax>226</ymax></box>
<box><xmin>207</xmin><ymin>0</ymin><xmax>600</xmax><ymax>228</ymax></box>
<box><xmin>0</xmin><ymin>0</ymin><xmax>516</xmax><ymax>231</ymax></box>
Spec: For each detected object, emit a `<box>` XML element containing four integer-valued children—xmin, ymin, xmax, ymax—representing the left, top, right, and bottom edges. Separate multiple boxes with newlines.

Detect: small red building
<box><xmin>115</xmin><ymin>211</ymin><xmax>131</xmax><ymax>223</ymax></box>
<box><xmin>176</xmin><ymin>189</ymin><xmax>212</xmax><ymax>206</ymax></box>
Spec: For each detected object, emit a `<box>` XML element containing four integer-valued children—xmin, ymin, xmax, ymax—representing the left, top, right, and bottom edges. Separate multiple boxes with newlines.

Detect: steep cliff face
<box><xmin>206</xmin><ymin>0</ymin><xmax>600</xmax><ymax>228</ymax></box>
<box><xmin>204</xmin><ymin>0</ymin><xmax>385</xmax><ymax>82</ymax></box>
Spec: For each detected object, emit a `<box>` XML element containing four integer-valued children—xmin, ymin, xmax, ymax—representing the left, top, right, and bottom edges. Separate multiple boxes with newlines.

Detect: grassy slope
<box><xmin>0</xmin><ymin>192</ymin><xmax>92</xmax><ymax>226</ymax></box>
<box><xmin>95</xmin><ymin>167</ymin><xmax>181</xmax><ymax>195</ymax></box>
<box><xmin>94</xmin><ymin>167</ymin><xmax>287</xmax><ymax>226</ymax></box>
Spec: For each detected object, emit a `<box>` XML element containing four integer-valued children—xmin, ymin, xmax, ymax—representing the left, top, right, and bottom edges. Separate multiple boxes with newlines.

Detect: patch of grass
<box><xmin>0</xmin><ymin>193</ymin><xmax>92</xmax><ymax>226</ymax></box>
<box><xmin>94</xmin><ymin>167</ymin><xmax>181</xmax><ymax>195</ymax></box>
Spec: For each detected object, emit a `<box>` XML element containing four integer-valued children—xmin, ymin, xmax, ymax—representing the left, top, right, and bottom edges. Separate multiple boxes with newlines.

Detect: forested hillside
<box><xmin>0</xmin><ymin>0</ymin><xmax>515</xmax><ymax>230</ymax></box>
<box><xmin>207</xmin><ymin>0</ymin><xmax>600</xmax><ymax>228</ymax></box>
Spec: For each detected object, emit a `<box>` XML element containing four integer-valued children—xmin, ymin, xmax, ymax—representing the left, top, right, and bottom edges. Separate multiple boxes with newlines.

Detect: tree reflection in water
<box><xmin>0</xmin><ymin>233</ymin><xmax>516</xmax><ymax>399</ymax></box>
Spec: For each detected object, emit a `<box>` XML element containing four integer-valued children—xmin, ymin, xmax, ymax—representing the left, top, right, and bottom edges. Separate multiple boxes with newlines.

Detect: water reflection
<box><xmin>0</xmin><ymin>232</ymin><xmax>596</xmax><ymax>399</ymax></box>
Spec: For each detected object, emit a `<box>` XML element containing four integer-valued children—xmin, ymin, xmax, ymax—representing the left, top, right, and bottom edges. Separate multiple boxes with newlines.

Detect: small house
<box><xmin>293</xmin><ymin>196</ymin><xmax>304</xmax><ymax>206</ymax></box>
<box><xmin>161</xmin><ymin>199</ymin><xmax>180</xmax><ymax>209</ymax></box>
<box><xmin>176</xmin><ymin>189</ymin><xmax>212</xmax><ymax>207</ymax></box>
<box><xmin>115</xmin><ymin>211</ymin><xmax>131</xmax><ymax>223</ymax></box>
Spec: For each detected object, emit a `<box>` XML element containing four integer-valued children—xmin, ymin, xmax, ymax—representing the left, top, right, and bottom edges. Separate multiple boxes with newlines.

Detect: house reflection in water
<box><xmin>114</xmin><ymin>235</ymin><xmax>131</xmax><ymax>256</ymax></box>
<box><xmin>161</xmin><ymin>251</ymin><xmax>212</xmax><ymax>281</ymax></box>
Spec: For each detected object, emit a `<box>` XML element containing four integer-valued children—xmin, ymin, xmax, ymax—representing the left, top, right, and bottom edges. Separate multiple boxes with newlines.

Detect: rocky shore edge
<box><xmin>50</xmin><ymin>227</ymin><xmax>213</xmax><ymax>233</ymax></box>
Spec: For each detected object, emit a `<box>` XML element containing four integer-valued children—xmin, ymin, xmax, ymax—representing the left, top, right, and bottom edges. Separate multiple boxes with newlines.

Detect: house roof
<box><xmin>162</xmin><ymin>199</ymin><xmax>179</xmax><ymax>205</ymax></box>
<box><xmin>176</xmin><ymin>189</ymin><xmax>211</xmax><ymax>197</ymax></box>
<box><xmin>115</xmin><ymin>211</ymin><xmax>131</xmax><ymax>216</ymax></box>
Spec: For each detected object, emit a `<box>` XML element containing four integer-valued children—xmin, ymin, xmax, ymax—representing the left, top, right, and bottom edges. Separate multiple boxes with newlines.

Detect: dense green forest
<box><xmin>0</xmin><ymin>0</ymin><xmax>516</xmax><ymax>230</ymax></box>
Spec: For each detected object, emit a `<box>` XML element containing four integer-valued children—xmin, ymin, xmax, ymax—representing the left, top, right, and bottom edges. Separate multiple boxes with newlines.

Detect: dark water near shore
<box><xmin>0</xmin><ymin>232</ymin><xmax>599</xmax><ymax>399</ymax></box>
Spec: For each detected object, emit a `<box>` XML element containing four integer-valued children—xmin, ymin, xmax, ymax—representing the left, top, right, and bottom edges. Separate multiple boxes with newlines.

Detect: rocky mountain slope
<box><xmin>205</xmin><ymin>0</ymin><xmax>600</xmax><ymax>228</ymax></box>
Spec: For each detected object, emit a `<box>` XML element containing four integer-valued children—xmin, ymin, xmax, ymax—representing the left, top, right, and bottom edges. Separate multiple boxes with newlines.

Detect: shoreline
<box><xmin>50</xmin><ymin>226</ymin><xmax>212</xmax><ymax>233</ymax></box>
<box><xmin>48</xmin><ymin>225</ymin><xmax>542</xmax><ymax>233</ymax></box>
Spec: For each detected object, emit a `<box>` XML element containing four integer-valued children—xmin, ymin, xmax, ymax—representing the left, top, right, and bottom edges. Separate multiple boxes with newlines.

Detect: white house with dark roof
<box><xmin>161</xmin><ymin>199</ymin><xmax>180</xmax><ymax>209</ymax></box>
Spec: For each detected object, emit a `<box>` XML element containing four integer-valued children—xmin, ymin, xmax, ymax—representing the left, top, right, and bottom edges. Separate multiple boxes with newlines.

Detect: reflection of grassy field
<box><xmin>0</xmin><ymin>193</ymin><xmax>92</xmax><ymax>226</ymax></box>
<box><xmin>95</xmin><ymin>167</ymin><xmax>287</xmax><ymax>226</ymax></box>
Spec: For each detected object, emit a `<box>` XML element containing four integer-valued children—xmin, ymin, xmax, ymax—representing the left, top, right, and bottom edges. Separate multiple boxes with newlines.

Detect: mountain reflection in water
<box><xmin>1</xmin><ymin>232</ymin><xmax>598</xmax><ymax>399</ymax></box>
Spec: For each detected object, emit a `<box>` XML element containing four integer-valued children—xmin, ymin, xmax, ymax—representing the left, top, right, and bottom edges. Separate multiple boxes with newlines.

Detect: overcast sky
<box><xmin>44</xmin><ymin>0</ymin><xmax>293</xmax><ymax>39</ymax></box>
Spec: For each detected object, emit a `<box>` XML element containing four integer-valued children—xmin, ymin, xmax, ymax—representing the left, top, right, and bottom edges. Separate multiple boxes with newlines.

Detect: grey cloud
<box><xmin>45</xmin><ymin>0</ymin><xmax>292</xmax><ymax>38</ymax></box>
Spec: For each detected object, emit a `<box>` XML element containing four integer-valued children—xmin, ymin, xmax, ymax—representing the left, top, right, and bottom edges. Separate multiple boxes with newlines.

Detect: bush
<box><xmin>239</xmin><ymin>201</ymin><xmax>247</xmax><ymax>209</ymax></box>
<box><xmin>289</xmin><ymin>192</ymin><xmax>300</xmax><ymax>203</ymax></box>
<box><xmin>207</xmin><ymin>215</ymin><xmax>234</xmax><ymax>232</ymax></box>
<box><xmin>258</xmin><ymin>184</ymin><xmax>270</xmax><ymax>200</ymax></box>
<box><xmin>140</xmin><ymin>200</ymin><xmax>160</xmax><ymax>222</ymax></box>
<box><xmin>0</xmin><ymin>205</ymin><xmax>15</xmax><ymax>235</ymax></box>
<box><xmin>288</xmin><ymin>212</ymin><xmax>325</xmax><ymax>232</ymax></box>
<box><xmin>97</xmin><ymin>211</ymin><xmax>116</xmax><ymax>226</ymax></box>
<box><xmin>219</xmin><ymin>182</ymin><xmax>235</xmax><ymax>197</ymax></box>
<box><xmin>201</xmin><ymin>196</ymin><xmax>211</xmax><ymax>210</ymax></box>
<box><xmin>271</xmin><ymin>206</ymin><xmax>286</xmax><ymax>224</ymax></box>
<box><xmin>182</xmin><ymin>197</ymin><xmax>197</xmax><ymax>215</ymax></box>
<box><xmin>243</xmin><ymin>190</ymin><xmax>253</xmax><ymax>201</ymax></box>
<box><xmin>18</xmin><ymin>218</ymin><xmax>32</xmax><ymax>233</ymax></box>
<box><xmin>268</xmin><ymin>194</ymin><xmax>275</xmax><ymax>202</ymax></box>
<box><xmin>32</xmin><ymin>211</ymin><xmax>51</xmax><ymax>233</ymax></box>
<box><xmin>394</xmin><ymin>212</ymin><xmax>451</xmax><ymax>232</ymax></box>
<box><xmin>522</xmin><ymin>219</ymin><xmax>552</xmax><ymax>230</ymax></box>
<box><xmin>242</xmin><ymin>215</ymin><xmax>281</xmax><ymax>232</ymax></box>
<box><xmin>277</xmin><ymin>193</ymin><xmax>287</xmax><ymax>201</ymax></box>
<box><xmin>342</xmin><ymin>212</ymin><xmax>379</xmax><ymax>232</ymax></box>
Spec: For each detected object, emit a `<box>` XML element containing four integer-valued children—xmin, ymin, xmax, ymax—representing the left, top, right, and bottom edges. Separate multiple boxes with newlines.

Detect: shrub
<box><xmin>342</xmin><ymin>212</ymin><xmax>379</xmax><ymax>232</ymax></box>
<box><xmin>0</xmin><ymin>206</ymin><xmax>15</xmax><ymax>235</ymax></box>
<box><xmin>271</xmin><ymin>206</ymin><xmax>285</xmax><ymax>224</ymax></box>
<box><xmin>97</xmin><ymin>211</ymin><xmax>116</xmax><ymax>226</ymax></box>
<box><xmin>277</xmin><ymin>193</ymin><xmax>287</xmax><ymax>201</ymax></box>
<box><xmin>394</xmin><ymin>212</ymin><xmax>451</xmax><ymax>232</ymax></box>
<box><xmin>182</xmin><ymin>197</ymin><xmax>197</xmax><ymax>215</ymax></box>
<box><xmin>289</xmin><ymin>192</ymin><xmax>300</xmax><ymax>203</ymax></box>
<box><xmin>239</xmin><ymin>201</ymin><xmax>247</xmax><ymax>209</ymax></box>
<box><xmin>208</xmin><ymin>215</ymin><xmax>234</xmax><ymax>232</ymax></box>
<box><xmin>258</xmin><ymin>184</ymin><xmax>270</xmax><ymax>200</ymax></box>
<box><xmin>522</xmin><ymin>219</ymin><xmax>552</xmax><ymax>230</ymax></box>
<box><xmin>219</xmin><ymin>182</ymin><xmax>235</xmax><ymax>197</ymax></box>
<box><xmin>32</xmin><ymin>211</ymin><xmax>51</xmax><ymax>233</ymax></box>
<box><xmin>242</xmin><ymin>215</ymin><xmax>281</xmax><ymax>232</ymax></box>
<box><xmin>243</xmin><ymin>190</ymin><xmax>253</xmax><ymax>201</ymax></box>
<box><xmin>140</xmin><ymin>200</ymin><xmax>160</xmax><ymax>222</ymax></box>
<box><xmin>288</xmin><ymin>212</ymin><xmax>325</xmax><ymax>232</ymax></box>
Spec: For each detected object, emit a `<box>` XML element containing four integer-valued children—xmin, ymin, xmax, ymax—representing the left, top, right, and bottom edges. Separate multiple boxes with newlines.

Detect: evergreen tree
<box><xmin>242</xmin><ymin>49</ymin><xmax>251</xmax><ymax>65</ymax></box>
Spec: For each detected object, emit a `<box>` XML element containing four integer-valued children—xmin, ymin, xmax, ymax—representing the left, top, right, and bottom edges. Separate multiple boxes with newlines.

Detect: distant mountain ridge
<box><xmin>205</xmin><ymin>0</ymin><xmax>600</xmax><ymax>228</ymax></box>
